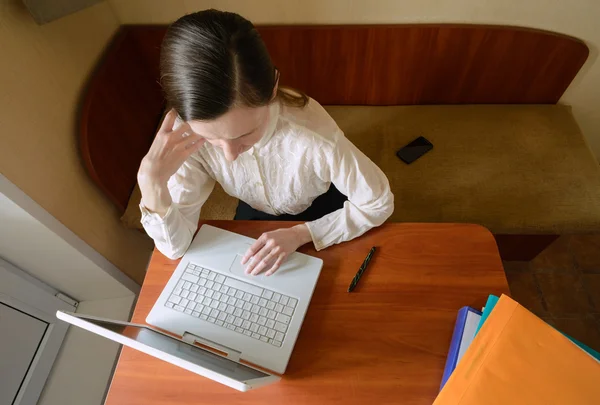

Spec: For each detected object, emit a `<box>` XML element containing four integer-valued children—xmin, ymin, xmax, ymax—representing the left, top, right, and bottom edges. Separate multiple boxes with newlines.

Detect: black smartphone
<box><xmin>396</xmin><ymin>136</ymin><xmax>433</xmax><ymax>164</ymax></box>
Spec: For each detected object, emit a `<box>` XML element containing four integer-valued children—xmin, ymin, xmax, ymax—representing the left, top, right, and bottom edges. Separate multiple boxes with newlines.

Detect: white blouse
<box><xmin>140</xmin><ymin>98</ymin><xmax>394</xmax><ymax>259</ymax></box>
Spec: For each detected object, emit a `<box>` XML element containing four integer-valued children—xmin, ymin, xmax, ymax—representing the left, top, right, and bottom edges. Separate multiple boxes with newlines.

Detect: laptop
<box><xmin>58</xmin><ymin>224</ymin><xmax>322</xmax><ymax>390</ymax></box>
<box><xmin>55</xmin><ymin>311</ymin><xmax>279</xmax><ymax>391</ymax></box>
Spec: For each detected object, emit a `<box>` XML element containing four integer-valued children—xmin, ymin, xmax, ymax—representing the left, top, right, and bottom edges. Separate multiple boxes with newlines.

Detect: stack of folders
<box><xmin>436</xmin><ymin>294</ymin><xmax>600</xmax><ymax>404</ymax></box>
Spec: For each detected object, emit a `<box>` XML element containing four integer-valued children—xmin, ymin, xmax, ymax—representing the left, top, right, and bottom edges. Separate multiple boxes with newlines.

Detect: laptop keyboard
<box><xmin>165</xmin><ymin>263</ymin><xmax>298</xmax><ymax>347</ymax></box>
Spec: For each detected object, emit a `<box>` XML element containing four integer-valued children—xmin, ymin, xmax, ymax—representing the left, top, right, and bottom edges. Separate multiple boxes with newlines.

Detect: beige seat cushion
<box><xmin>122</xmin><ymin>104</ymin><xmax>600</xmax><ymax>234</ymax></box>
<box><xmin>326</xmin><ymin>104</ymin><xmax>600</xmax><ymax>234</ymax></box>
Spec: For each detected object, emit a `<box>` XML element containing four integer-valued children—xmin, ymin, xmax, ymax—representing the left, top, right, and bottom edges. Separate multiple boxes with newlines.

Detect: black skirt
<box><xmin>234</xmin><ymin>185</ymin><xmax>347</xmax><ymax>221</ymax></box>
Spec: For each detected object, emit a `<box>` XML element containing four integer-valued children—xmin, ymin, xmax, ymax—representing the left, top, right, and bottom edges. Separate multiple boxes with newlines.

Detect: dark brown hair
<box><xmin>160</xmin><ymin>9</ymin><xmax>308</xmax><ymax>122</ymax></box>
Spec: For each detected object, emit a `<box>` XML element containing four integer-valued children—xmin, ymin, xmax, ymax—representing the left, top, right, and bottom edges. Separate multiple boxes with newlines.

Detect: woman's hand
<box><xmin>138</xmin><ymin>109</ymin><xmax>205</xmax><ymax>186</ymax></box>
<box><xmin>242</xmin><ymin>224</ymin><xmax>312</xmax><ymax>276</ymax></box>
<box><xmin>137</xmin><ymin>109</ymin><xmax>205</xmax><ymax>216</ymax></box>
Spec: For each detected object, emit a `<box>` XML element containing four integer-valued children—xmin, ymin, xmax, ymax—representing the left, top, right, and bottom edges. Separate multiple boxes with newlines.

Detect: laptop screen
<box><xmin>87</xmin><ymin>318</ymin><xmax>269</xmax><ymax>382</ymax></box>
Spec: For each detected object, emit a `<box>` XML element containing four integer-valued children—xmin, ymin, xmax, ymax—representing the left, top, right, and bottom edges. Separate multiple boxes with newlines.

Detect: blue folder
<box><xmin>440</xmin><ymin>306</ymin><xmax>482</xmax><ymax>390</ymax></box>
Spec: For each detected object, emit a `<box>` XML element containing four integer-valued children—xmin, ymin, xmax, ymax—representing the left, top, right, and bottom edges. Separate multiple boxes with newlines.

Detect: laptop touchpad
<box><xmin>229</xmin><ymin>254</ymin><xmax>254</xmax><ymax>278</ymax></box>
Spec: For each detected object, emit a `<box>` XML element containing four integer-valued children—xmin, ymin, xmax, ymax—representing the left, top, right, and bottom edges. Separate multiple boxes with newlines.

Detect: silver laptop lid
<box><xmin>56</xmin><ymin>311</ymin><xmax>279</xmax><ymax>392</ymax></box>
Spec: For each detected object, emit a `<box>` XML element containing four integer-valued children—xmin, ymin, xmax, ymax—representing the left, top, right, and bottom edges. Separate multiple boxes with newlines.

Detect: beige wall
<box><xmin>0</xmin><ymin>0</ymin><xmax>153</xmax><ymax>284</ymax></box>
<box><xmin>107</xmin><ymin>0</ymin><xmax>600</xmax><ymax>160</ymax></box>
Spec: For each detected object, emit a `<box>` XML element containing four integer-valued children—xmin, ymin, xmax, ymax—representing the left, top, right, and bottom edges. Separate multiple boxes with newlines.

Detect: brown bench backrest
<box><xmin>79</xmin><ymin>24</ymin><xmax>588</xmax><ymax>212</ymax></box>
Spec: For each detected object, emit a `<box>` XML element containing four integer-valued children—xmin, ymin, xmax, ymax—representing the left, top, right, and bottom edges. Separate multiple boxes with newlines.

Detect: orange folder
<box><xmin>434</xmin><ymin>294</ymin><xmax>600</xmax><ymax>405</ymax></box>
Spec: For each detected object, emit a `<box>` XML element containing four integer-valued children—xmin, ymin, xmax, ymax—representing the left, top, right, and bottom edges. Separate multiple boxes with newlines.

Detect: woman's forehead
<box><xmin>188</xmin><ymin>105</ymin><xmax>269</xmax><ymax>140</ymax></box>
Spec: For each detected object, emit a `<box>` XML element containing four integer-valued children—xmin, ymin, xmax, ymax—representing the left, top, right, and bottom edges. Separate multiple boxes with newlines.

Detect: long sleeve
<box><xmin>305</xmin><ymin>131</ymin><xmax>394</xmax><ymax>250</ymax></box>
<box><xmin>140</xmin><ymin>155</ymin><xmax>216</xmax><ymax>259</ymax></box>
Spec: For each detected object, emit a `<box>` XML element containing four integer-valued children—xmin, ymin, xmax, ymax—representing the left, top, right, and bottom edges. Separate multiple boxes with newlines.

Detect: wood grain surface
<box><xmin>79</xmin><ymin>24</ymin><xmax>588</xmax><ymax>213</ymax></box>
<box><xmin>105</xmin><ymin>221</ymin><xmax>509</xmax><ymax>405</ymax></box>
<box><xmin>259</xmin><ymin>24</ymin><xmax>588</xmax><ymax>105</ymax></box>
<box><xmin>79</xmin><ymin>26</ymin><xmax>166</xmax><ymax>211</ymax></box>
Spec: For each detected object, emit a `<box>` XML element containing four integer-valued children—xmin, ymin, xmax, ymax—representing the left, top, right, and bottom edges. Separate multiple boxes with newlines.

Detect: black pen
<box><xmin>347</xmin><ymin>247</ymin><xmax>376</xmax><ymax>292</ymax></box>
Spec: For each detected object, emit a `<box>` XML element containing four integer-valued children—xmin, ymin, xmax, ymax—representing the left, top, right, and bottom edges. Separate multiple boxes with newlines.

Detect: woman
<box><xmin>138</xmin><ymin>10</ymin><xmax>394</xmax><ymax>276</ymax></box>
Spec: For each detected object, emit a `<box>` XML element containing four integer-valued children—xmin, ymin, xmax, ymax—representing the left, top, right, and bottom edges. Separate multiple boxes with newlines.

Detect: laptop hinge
<box><xmin>182</xmin><ymin>332</ymin><xmax>241</xmax><ymax>362</ymax></box>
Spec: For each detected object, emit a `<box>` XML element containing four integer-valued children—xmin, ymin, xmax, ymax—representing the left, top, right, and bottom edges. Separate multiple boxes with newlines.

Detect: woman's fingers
<box><xmin>186</xmin><ymin>137</ymin><xmax>206</xmax><ymax>150</ymax></box>
<box><xmin>169</xmin><ymin>125</ymin><xmax>205</xmax><ymax>157</ymax></box>
<box><xmin>160</xmin><ymin>109</ymin><xmax>178</xmax><ymax>133</ymax></box>
<box><xmin>244</xmin><ymin>234</ymin><xmax>276</xmax><ymax>273</ymax></box>
<box><xmin>170</xmin><ymin>123</ymin><xmax>195</xmax><ymax>140</ymax></box>
<box><xmin>242</xmin><ymin>237</ymin><xmax>266</xmax><ymax>265</ymax></box>
<box><xmin>249</xmin><ymin>247</ymin><xmax>281</xmax><ymax>276</ymax></box>
<box><xmin>245</xmin><ymin>243</ymin><xmax>271</xmax><ymax>274</ymax></box>
<box><xmin>265</xmin><ymin>253</ymin><xmax>285</xmax><ymax>276</ymax></box>
<box><xmin>174</xmin><ymin>135</ymin><xmax>205</xmax><ymax>152</ymax></box>
<box><xmin>241</xmin><ymin>228</ymin><xmax>297</xmax><ymax>276</ymax></box>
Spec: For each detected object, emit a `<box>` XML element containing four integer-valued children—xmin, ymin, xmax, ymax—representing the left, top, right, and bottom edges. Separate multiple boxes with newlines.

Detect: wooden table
<box><xmin>105</xmin><ymin>221</ymin><xmax>509</xmax><ymax>405</ymax></box>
